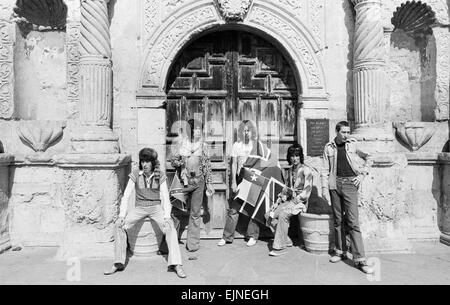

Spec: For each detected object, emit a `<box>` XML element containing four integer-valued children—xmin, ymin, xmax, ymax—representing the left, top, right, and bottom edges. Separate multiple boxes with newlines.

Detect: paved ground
<box><xmin>0</xmin><ymin>239</ymin><xmax>449</xmax><ymax>285</ymax></box>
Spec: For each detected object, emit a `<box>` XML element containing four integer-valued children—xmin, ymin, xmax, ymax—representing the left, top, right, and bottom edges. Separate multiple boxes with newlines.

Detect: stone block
<box><xmin>137</xmin><ymin>108</ymin><xmax>166</xmax><ymax>145</ymax></box>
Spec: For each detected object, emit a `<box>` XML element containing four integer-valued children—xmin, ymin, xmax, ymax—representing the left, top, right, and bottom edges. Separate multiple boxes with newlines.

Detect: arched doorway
<box><xmin>166</xmin><ymin>30</ymin><xmax>300</xmax><ymax>237</ymax></box>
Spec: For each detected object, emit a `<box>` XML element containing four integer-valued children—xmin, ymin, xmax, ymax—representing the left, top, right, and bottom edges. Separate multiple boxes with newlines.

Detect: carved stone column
<box><xmin>71</xmin><ymin>0</ymin><xmax>119</xmax><ymax>154</ymax></box>
<box><xmin>352</xmin><ymin>0</ymin><xmax>394</xmax><ymax>152</ymax></box>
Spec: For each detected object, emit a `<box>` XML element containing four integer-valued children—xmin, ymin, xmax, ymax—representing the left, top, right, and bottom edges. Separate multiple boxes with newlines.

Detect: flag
<box><xmin>235</xmin><ymin>168</ymin><xmax>265</xmax><ymax>207</ymax></box>
<box><xmin>235</xmin><ymin>164</ymin><xmax>286</xmax><ymax>226</ymax></box>
<box><xmin>169</xmin><ymin>174</ymin><xmax>188</xmax><ymax>212</ymax></box>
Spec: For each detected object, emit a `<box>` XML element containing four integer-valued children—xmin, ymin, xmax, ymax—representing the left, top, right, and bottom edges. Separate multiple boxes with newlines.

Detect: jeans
<box><xmin>222</xmin><ymin>200</ymin><xmax>260</xmax><ymax>242</ymax></box>
<box><xmin>172</xmin><ymin>178</ymin><xmax>205</xmax><ymax>251</ymax></box>
<box><xmin>330</xmin><ymin>177</ymin><xmax>366</xmax><ymax>262</ymax></box>
<box><xmin>267</xmin><ymin>201</ymin><xmax>295</xmax><ymax>250</ymax></box>
<box><xmin>113</xmin><ymin>205</ymin><xmax>182</xmax><ymax>266</ymax></box>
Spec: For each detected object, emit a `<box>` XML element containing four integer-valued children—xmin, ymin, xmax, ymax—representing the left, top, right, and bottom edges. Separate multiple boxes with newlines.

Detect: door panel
<box><xmin>166</xmin><ymin>31</ymin><xmax>298</xmax><ymax>238</ymax></box>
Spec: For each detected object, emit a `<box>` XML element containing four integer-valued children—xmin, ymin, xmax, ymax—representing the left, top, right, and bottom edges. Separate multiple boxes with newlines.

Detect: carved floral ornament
<box><xmin>216</xmin><ymin>0</ymin><xmax>253</xmax><ymax>22</ymax></box>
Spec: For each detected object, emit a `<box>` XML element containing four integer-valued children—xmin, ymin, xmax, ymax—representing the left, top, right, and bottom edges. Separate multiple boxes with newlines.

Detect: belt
<box><xmin>336</xmin><ymin>176</ymin><xmax>356</xmax><ymax>181</ymax></box>
<box><xmin>136</xmin><ymin>200</ymin><xmax>160</xmax><ymax>207</ymax></box>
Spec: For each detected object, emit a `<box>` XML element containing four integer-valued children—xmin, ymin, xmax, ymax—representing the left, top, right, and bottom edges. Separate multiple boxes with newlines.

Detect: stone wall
<box><xmin>14</xmin><ymin>31</ymin><xmax>67</xmax><ymax>120</ymax></box>
<box><xmin>7</xmin><ymin>154</ymin><xmax>130</xmax><ymax>259</ymax></box>
<box><xmin>439</xmin><ymin>153</ymin><xmax>450</xmax><ymax>246</ymax></box>
<box><xmin>0</xmin><ymin>154</ymin><xmax>12</xmax><ymax>253</ymax></box>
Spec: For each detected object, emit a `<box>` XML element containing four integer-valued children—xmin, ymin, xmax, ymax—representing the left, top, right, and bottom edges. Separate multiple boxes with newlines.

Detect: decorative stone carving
<box><xmin>393</xmin><ymin>122</ymin><xmax>436</xmax><ymax>151</ymax></box>
<box><xmin>79</xmin><ymin>56</ymin><xmax>112</xmax><ymax>126</ymax></box>
<box><xmin>0</xmin><ymin>20</ymin><xmax>14</xmax><ymax>119</ymax></box>
<box><xmin>392</xmin><ymin>1</ymin><xmax>436</xmax><ymax>36</ymax></box>
<box><xmin>433</xmin><ymin>28</ymin><xmax>450</xmax><ymax>121</ymax></box>
<box><xmin>62</xmin><ymin>169</ymin><xmax>120</xmax><ymax>228</ymax></box>
<box><xmin>216</xmin><ymin>0</ymin><xmax>253</xmax><ymax>21</ymax></box>
<box><xmin>352</xmin><ymin>0</ymin><xmax>392</xmax><ymax>143</ymax></box>
<box><xmin>66</xmin><ymin>0</ymin><xmax>81</xmax><ymax>120</ymax></box>
<box><xmin>248</xmin><ymin>7</ymin><xmax>323</xmax><ymax>89</ymax></box>
<box><xmin>17</xmin><ymin>121</ymin><xmax>66</xmax><ymax>153</ymax></box>
<box><xmin>80</xmin><ymin>0</ymin><xmax>111</xmax><ymax>58</ymax></box>
<box><xmin>143</xmin><ymin>6</ymin><xmax>217</xmax><ymax>87</ymax></box>
<box><xmin>308</xmin><ymin>0</ymin><xmax>325</xmax><ymax>48</ymax></box>
<box><xmin>12</xmin><ymin>0</ymin><xmax>67</xmax><ymax>37</ymax></box>
<box><xmin>73</xmin><ymin>0</ymin><xmax>118</xmax><ymax>153</ymax></box>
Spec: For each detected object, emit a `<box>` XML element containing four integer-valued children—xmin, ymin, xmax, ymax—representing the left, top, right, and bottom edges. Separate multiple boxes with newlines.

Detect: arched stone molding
<box><xmin>138</xmin><ymin>0</ymin><xmax>328</xmax><ymax>100</ymax></box>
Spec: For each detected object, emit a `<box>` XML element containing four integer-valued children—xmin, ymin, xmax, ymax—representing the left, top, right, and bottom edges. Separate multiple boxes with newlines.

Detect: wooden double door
<box><xmin>166</xmin><ymin>30</ymin><xmax>298</xmax><ymax>237</ymax></box>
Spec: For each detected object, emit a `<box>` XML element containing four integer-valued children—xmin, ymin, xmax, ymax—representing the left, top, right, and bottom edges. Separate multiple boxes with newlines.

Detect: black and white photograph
<box><xmin>0</xmin><ymin>0</ymin><xmax>450</xmax><ymax>291</ymax></box>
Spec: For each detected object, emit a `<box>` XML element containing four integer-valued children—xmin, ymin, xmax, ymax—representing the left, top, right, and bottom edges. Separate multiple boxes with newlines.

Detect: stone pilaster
<box><xmin>71</xmin><ymin>0</ymin><xmax>118</xmax><ymax>154</ymax></box>
<box><xmin>439</xmin><ymin>153</ymin><xmax>450</xmax><ymax>247</ymax></box>
<box><xmin>0</xmin><ymin>1</ymin><xmax>15</xmax><ymax>119</ymax></box>
<box><xmin>0</xmin><ymin>154</ymin><xmax>13</xmax><ymax>254</ymax></box>
<box><xmin>433</xmin><ymin>28</ymin><xmax>450</xmax><ymax>122</ymax></box>
<box><xmin>352</xmin><ymin>0</ymin><xmax>394</xmax><ymax>152</ymax></box>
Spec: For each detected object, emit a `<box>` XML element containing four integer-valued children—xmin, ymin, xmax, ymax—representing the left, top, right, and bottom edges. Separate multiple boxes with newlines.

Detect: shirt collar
<box><xmin>139</xmin><ymin>171</ymin><xmax>154</xmax><ymax>179</ymax></box>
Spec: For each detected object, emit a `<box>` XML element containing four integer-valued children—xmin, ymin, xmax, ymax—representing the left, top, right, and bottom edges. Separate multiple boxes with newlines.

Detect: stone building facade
<box><xmin>0</xmin><ymin>0</ymin><xmax>449</xmax><ymax>258</ymax></box>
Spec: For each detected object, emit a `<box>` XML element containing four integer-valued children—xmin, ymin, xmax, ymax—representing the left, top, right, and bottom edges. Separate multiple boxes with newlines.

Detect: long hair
<box><xmin>237</xmin><ymin>120</ymin><xmax>257</xmax><ymax>142</ymax></box>
<box><xmin>286</xmin><ymin>143</ymin><xmax>304</xmax><ymax>165</ymax></box>
<box><xmin>187</xmin><ymin>118</ymin><xmax>203</xmax><ymax>141</ymax></box>
<box><xmin>138</xmin><ymin>148</ymin><xmax>159</xmax><ymax>171</ymax></box>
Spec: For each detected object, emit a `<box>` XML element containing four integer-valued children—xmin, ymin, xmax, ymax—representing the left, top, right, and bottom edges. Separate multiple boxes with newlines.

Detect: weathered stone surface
<box><xmin>438</xmin><ymin>153</ymin><xmax>450</xmax><ymax>244</ymax></box>
<box><xmin>6</xmin><ymin>154</ymin><xmax>130</xmax><ymax>256</ymax></box>
<box><xmin>0</xmin><ymin>154</ymin><xmax>12</xmax><ymax>253</ymax></box>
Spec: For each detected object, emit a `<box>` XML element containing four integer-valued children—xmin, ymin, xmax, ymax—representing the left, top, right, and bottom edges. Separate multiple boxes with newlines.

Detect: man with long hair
<box><xmin>171</xmin><ymin>119</ymin><xmax>214</xmax><ymax>252</ymax></box>
<box><xmin>217</xmin><ymin>120</ymin><xmax>270</xmax><ymax>247</ymax></box>
<box><xmin>267</xmin><ymin>143</ymin><xmax>312</xmax><ymax>256</ymax></box>
<box><xmin>104</xmin><ymin>148</ymin><xmax>186</xmax><ymax>278</ymax></box>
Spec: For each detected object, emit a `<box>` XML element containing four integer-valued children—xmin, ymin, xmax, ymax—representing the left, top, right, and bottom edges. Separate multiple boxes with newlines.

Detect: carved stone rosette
<box><xmin>352</xmin><ymin>0</ymin><xmax>392</xmax><ymax>143</ymax></box>
<box><xmin>216</xmin><ymin>0</ymin><xmax>253</xmax><ymax>21</ymax></box>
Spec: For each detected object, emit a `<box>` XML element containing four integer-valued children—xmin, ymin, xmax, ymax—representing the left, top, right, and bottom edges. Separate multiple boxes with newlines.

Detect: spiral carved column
<box><xmin>352</xmin><ymin>0</ymin><xmax>394</xmax><ymax>151</ymax></box>
<box><xmin>72</xmin><ymin>0</ymin><xmax>118</xmax><ymax>154</ymax></box>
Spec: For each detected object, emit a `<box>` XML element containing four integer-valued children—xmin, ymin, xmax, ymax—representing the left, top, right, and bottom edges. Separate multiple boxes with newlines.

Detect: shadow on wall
<box><xmin>0</xmin><ymin>140</ymin><xmax>3</xmax><ymax>153</ymax></box>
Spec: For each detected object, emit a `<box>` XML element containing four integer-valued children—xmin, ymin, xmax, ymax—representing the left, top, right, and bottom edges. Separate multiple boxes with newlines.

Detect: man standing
<box><xmin>321</xmin><ymin>121</ymin><xmax>374</xmax><ymax>274</ymax></box>
<box><xmin>171</xmin><ymin>119</ymin><xmax>214</xmax><ymax>252</ymax></box>
<box><xmin>217</xmin><ymin>120</ymin><xmax>270</xmax><ymax>247</ymax></box>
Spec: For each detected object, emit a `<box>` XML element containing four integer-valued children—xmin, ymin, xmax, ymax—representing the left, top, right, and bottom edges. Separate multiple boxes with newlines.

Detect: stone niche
<box><xmin>388</xmin><ymin>29</ymin><xmax>436</xmax><ymax>122</ymax></box>
<box><xmin>13</xmin><ymin>0</ymin><xmax>68</xmax><ymax>121</ymax></box>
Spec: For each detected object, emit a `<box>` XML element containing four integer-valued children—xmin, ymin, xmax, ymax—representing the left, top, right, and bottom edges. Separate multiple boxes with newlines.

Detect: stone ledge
<box><xmin>0</xmin><ymin>154</ymin><xmax>14</xmax><ymax>166</ymax></box>
<box><xmin>438</xmin><ymin>153</ymin><xmax>450</xmax><ymax>164</ymax></box>
<box><xmin>54</xmin><ymin>154</ymin><xmax>131</xmax><ymax>168</ymax></box>
<box><xmin>406</xmin><ymin>152</ymin><xmax>440</xmax><ymax>165</ymax></box>
<box><xmin>10</xmin><ymin>153</ymin><xmax>132</xmax><ymax>168</ymax></box>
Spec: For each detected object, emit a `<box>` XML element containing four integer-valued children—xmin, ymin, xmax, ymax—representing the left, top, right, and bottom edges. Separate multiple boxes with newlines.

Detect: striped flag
<box><xmin>169</xmin><ymin>174</ymin><xmax>188</xmax><ymax>212</ymax></box>
<box><xmin>235</xmin><ymin>164</ymin><xmax>286</xmax><ymax>226</ymax></box>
